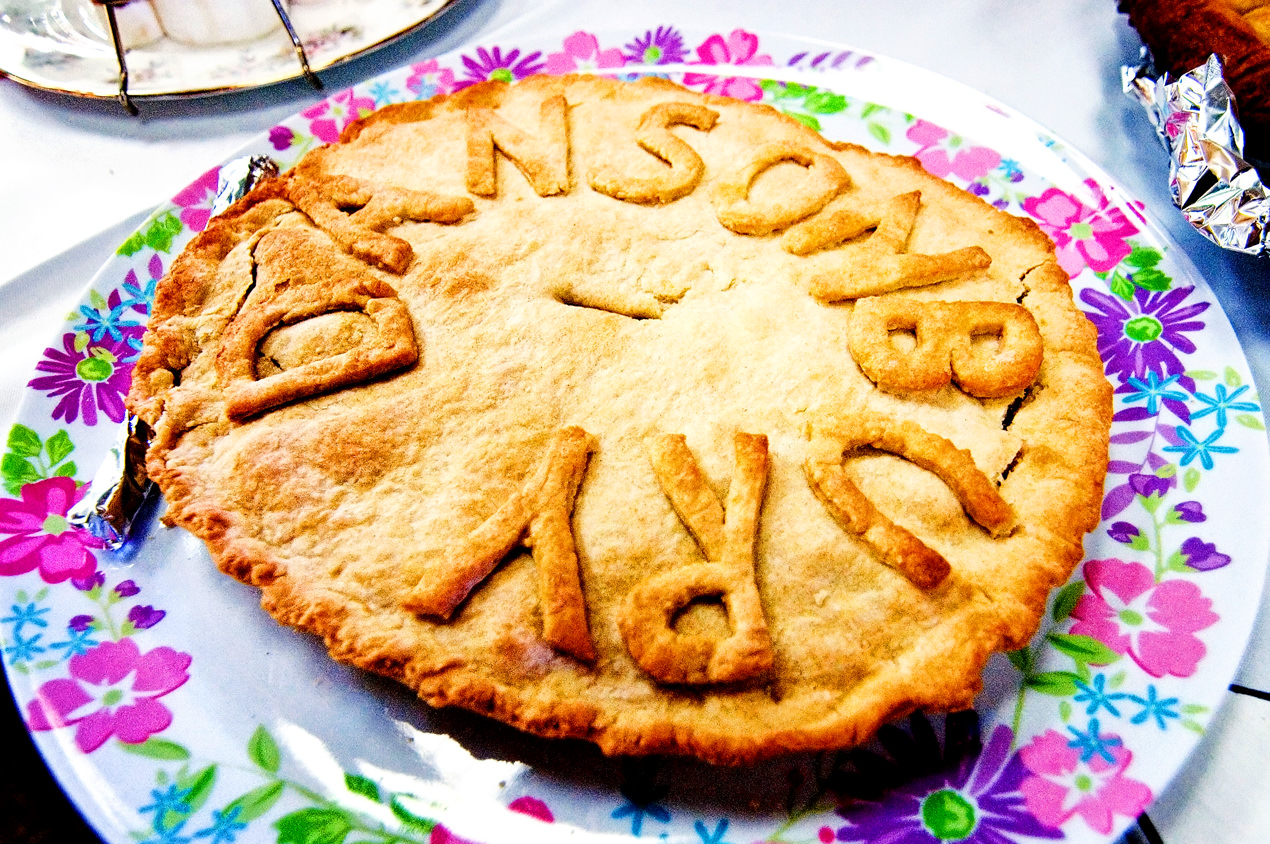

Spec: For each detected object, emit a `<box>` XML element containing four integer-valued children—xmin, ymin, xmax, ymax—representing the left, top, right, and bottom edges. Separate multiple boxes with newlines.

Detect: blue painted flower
<box><xmin>1073</xmin><ymin>674</ymin><xmax>1129</xmax><ymax>717</ymax></box>
<box><xmin>2</xmin><ymin>600</ymin><xmax>50</xmax><ymax>635</ymax></box>
<box><xmin>1122</xmin><ymin>372</ymin><xmax>1188</xmax><ymax>416</ymax></box>
<box><xmin>1163</xmin><ymin>425</ymin><xmax>1238</xmax><ymax>470</ymax></box>
<box><xmin>1128</xmin><ymin>686</ymin><xmax>1180</xmax><ymax>729</ymax></box>
<box><xmin>1066</xmin><ymin>719</ymin><xmax>1122</xmax><ymax>765</ymax></box>
<box><xmin>1191</xmin><ymin>383</ymin><xmax>1259</xmax><ymax>428</ymax></box>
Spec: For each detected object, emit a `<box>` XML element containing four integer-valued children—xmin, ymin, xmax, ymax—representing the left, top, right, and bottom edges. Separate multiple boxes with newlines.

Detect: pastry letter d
<box><xmin>619</xmin><ymin>432</ymin><xmax>775</xmax><ymax>684</ymax></box>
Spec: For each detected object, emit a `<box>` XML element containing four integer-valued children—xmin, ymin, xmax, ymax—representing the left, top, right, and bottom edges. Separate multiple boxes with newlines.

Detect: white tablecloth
<box><xmin>3</xmin><ymin>2</ymin><xmax>1268</xmax><ymax>843</ymax></box>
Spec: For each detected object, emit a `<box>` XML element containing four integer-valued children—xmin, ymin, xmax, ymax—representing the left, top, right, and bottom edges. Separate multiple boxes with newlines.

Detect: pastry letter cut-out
<box><xmin>620</xmin><ymin>432</ymin><xmax>774</xmax><ymax>684</ymax></box>
<box><xmin>849</xmin><ymin>296</ymin><xmax>1043</xmax><ymax>397</ymax></box>
<box><xmin>713</xmin><ymin>143</ymin><xmax>850</xmax><ymax>236</ymax></box>
<box><xmin>805</xmin><ymin>414</ymin><xmax>1016</xmax><ymax>589</ymax></box>
<box><xmin>588</xmin><ymin>101</ymin><xmax>719</xmax><ymax>204</ymax></box>
<box><xmin>288</xmin><ymin>174</ymin><xmax>474</xmax><ymax>274</ymax></box>
<box><xmin>402</xmin><ymin>427</ymin><xmax>597</xmax><ymax>662</ymax></box>
<box><xmin>466</xmin><ymin>94</ymin><xmax>571</xmax><ymax>198</ymax></box>
<box><xmin>805</xmin><ymin>192</ymin><xmax>992</xmax><ymax>300</ymax></box>
<box><xmin>216</xmin><ymin>276</ymin><xmax>418</xmax><ymax>421</ymax></box>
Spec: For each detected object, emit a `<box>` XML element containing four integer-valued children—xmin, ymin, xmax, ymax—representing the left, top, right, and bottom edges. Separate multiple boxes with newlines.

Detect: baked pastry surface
<box><xmin>127</xmin><ymin>74</ymin><xmax>1112</xmax><ymax>764</ymax></box>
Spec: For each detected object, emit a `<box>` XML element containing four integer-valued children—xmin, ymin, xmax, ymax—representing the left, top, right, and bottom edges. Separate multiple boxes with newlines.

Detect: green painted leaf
<box><xmin>1059</xmin><ymin>700</ymin><xmax>1072</xmax><ymax>722</ymax></box>
<box><xmin>46</xmin><ymin>430</ymin><xmax>75</xmax><ymax>465</ymax></box>
<box><xmin>787</xmin><ymin>112</ymin><xmax>821</xmax><ymax>131</ymax></box>
<box><xmin>1125</xmin><ymin>245</ymin><xmax>1163</xmax><ymax>268</ymax></box>
<box><xmin>1181</xmin><ymin>703</ymin><xmax>1208</xmax><ymax>714</ymax></box>
<box><xmin>117</xmin><ymin>230</ymin><xmax>147</xmax><ymax>257</ymax></box>
<box><xmin>1182</xmin><ymin>720</ymin><xmax>1205</xmax><ymax>734</ymax></box>
<box><xmin>225</xmin><ymin>781</ymin><xmax>286</xmax><ymax>824</ymax></box>
<box><xmin>1237</xmin><ymin>413</ymin><xmax>1266</xmax><ymax>431</ymax></box>
<box><xmin>344</xmin><ymin>773</ymin><xmax>380</xmax><ymax>803</ymax></box>
<box><xmin>144</xmin><ymin>213</ymin><xmax>184</xmax><ymax>253</ymax></box>
<box><xmin>389</xmin><ymin>796</ymin><xmax>437</xmax><ymax>834</ymax></box>
<box><xmin>1051</xmin><ymin>581</ymin><xmax>1085</xmax><ymax>622</ymax></box>
<box><xmin>1185</xmin><ymin>369</ymin><xmax>1218</xmax><ymax>380</ymax></box>
<box><xmin>1025</xmin><ymin>670</ymin><xmax>1082</xmax><ymax>696</ymax></box>
<box><xmin>1183</xmin><ymin>466</ymin><xmax>1201</xmax><ymax>493</ymax></box>
<box><xmin>7</xmin><ymin>425</ymin><xmax>43</xmax><ymax>458</ymax></box>
<box><xmin>1225</xmin><ymin>366</ymin><xmax>1243</xmax><ymax>388</ymax></box>
<box><xmin>868</xmin><ymin>123</ymin><xmax>891</xmax><ymax>146</ymax></box>
<box><xmin>860</xmin><ymin>102</ymin><xmax>884</xmax><ymax>119</ymax></box>
<box><xmin>2</xmin><ymin>454</ymin><xmax>41</xmax><ymax>495</ymax></box>
<box><xmin>1109</xmin><ymin>273</ymin><xmax>1135</xmax><ymax>301</ymax></box>
<box><xmin>1131</xmin><ymin>267</ymin><xmax>1171</xmax><ymax>291</ymax></box>
<box><xmin>274</xmin><ymin>807</ymin><xmax>355</xmax><ymax>844</ymax></box>
<box><xmin>170</xmin><ymin>765</ymin><xmax>218</xmax><ymax>822</ymax></box>
<box><xmin>1006</xmin><ymin>648</ymin><xmax>1033</xmax><ymax>673</ymax></box>
<box><xmin>805</xmin><ymin>89</ymin><xmax>847</xmax><ymax>114</ymax></box>
<box><xmin>53</xmin><ymin>462</ymin><xmax>78</xmax><ymax>479</ymax></box>
<box><xmin>119</xmin><ymin>738</ymin><xmax>191</xmax><ymax>761</ymax></box>
<box><xmin>248</xmin><ymin>725</ymin><xmax>281</xmax><ymax>773</ymax></box>
<box><xmin>1047</xmin><ymin>633</ymin><xmax>1119</xmax><ymax>666</ymax></box>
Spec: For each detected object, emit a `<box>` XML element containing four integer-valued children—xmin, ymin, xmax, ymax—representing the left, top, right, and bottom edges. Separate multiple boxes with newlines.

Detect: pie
<box><xmin>126</xmin><ymin>74</ymin><xmax>1112</xmax><ymax>765</ymax></box>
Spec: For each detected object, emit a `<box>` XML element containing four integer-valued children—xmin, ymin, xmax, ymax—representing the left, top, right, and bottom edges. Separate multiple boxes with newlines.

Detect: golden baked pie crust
<box><xmin>127</xmin><ymin>74</ymin><xmax>1112</xmax><ymax>765</ymax></box>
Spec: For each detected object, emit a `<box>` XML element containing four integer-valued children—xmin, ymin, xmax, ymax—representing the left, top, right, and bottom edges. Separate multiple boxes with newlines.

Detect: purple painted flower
<box><xmin>269</xmin><ymin>125</ymin><xmax>296</xmax><ymax>151</ymax></box>
<box><xmin>0</xmin><ymin>477</ymin><xmax>102</xmax><ymax>584</ymax></box>
<box><xmin>69</xmin><ymin>614</ymin><xmax>96</xmax><ymax>632</ymax></box>
<box><xmin>1171</xmin><ymin>501</ymin><xmax>1205</xmax><ymax>523</ymax></box>
<box><xmin>1108</xmin><ymin>522</ymin><xmax>1140</xmax><ymax>544</ymax></box>
<box><xmin>1128</xmin><ymin>471</ymin><xmax>1174</xmax><ymax>499</ymax></box>
<box><xmin>1181</xmin><ymin>537</ymin><xmax>1231</xmax><ymax>572</ymax></box>
<box><xmin>1080</xmin><ymin>285</ymin><xmax>1209</xmax><ymax>394</ymax></box>
<box><xmin>623</xmin><ymin>26</ymin><xmax>688</xmax><ymax>65</ymax></box>
<box><xmin>26</xmin><ymin>638</ymin><xmax>191</xmax><ymax>753</ymax></box>
<box><xmin>115</xmin><ymin>579</ymin><xmax>140</xmax><ymax>598</ymax></box>
<box><xmin>73</xmin><ymin>571</ymin><xmax>105</xmax><ymax>592</ymax></box>
<box><xmin>833</xmin><ymin>713</ymin><xmax>1062</xmax><ymax>844</ymax></box>
<box><xmin>127</xmin><ymin>605</ymin><xmax>165</xmax><ymax>630</ymax></box>
<box><xmin>29</xmin><ymin>330</ymin><xmax>137</xmax><ymax>427</ymax></box>
<box><xmin>456</xmin><ymin>46</ymin><xmax>545</xmax><ymax>89</ymax></box>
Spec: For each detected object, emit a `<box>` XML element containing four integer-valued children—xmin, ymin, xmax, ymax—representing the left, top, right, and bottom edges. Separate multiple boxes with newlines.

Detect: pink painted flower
<box><xmin>405</xmin><ymin>58</ymin><xmax>457</xmax><ymax>99</ymax></box>
<box><xmin>169</xmin><ymin>166</ymin><xmax>220</xmax><ymax>233</ymax></box>
<box><xmin>1022</xmin><ymin>178</ymin><xmax>1140</xmax><ymax>277</ymax></box>
<box><xmin>301</xmin><ymin>88</ymin><xmax>379</xmax><ymax>145</ymax></box>
<box><xmin>906</xmin><ymin>119</ymin><xmax>1002</xmax><ymax>182</ymax></box>
<box><xmin>26</xmin><ymin>638</ymin><xmax>191</xmax><ymax>753</ymax></box>
<box><xmin>545</xmin><ymin>31</ymin><xmax>626</xmax><ymax>75</ymax></box>
<box><xmin>508</xmin><ymin>796</ymin><xmax>554</xmax><ymax>822</ymax></box>
<box><xmin>1019</xmin><ymin>729</ymin><xmax>1152</xmax><ymax>835</ymax></box>
<box><xmin>0</xmin><ymin>477</ymin><xmax>102</xmax><ymax>584</ymax></box>
<box><xmin>682</xmin><ymin>29</ymin><xmax>774</xmax><ymax>101</ymax></box>
<box><xmin>1070</xmin><ymin>558</ymin><xmax>1218</xmax><ymax>678</ymax></box>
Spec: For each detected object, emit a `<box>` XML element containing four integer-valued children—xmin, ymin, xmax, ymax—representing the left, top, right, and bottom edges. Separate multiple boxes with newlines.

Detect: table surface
<box><xmin>2</xmin><ymin>2</ymin><xmax>1268</xmax><ymax>843</ymax></box>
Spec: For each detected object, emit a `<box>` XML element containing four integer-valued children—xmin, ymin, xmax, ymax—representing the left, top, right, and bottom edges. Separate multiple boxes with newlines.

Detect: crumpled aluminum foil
<box><xmin>68</xmin><ymin>154</ymin><xmax>280</xmax><ymax>548</ymax></box>
<box><xmin>1123</xmin><ymin>51</ymin><xmax>1269</xmax><ymax>256</ymax></box>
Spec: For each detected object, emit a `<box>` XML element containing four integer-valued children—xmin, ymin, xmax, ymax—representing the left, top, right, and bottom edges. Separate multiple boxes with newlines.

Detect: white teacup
<box><xmin>148</xmin><ymin>0</ymin><xmax>289</xmax><ymax>46</ymax></box>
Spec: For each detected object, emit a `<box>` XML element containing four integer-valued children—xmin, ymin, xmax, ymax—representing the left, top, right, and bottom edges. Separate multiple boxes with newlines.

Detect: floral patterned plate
<box><xmin>4</xmin><ymin>26</ymin><xmax>1268</xmax><ymax>844</ymax></box>
<box><xmin>0</xmin><ymin>0</ymin><xmax>456</xmax><ymax>100</ymax></box>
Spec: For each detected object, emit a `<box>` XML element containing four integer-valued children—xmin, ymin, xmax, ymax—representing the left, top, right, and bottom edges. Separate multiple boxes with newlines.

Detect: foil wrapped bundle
<box><xmin>68</xmin><ymin>155</ymin><xmax>279</xmax><ymax>548</ymax></box>
<box><xmin>1124</xmin><ymin>51</ymin><xmax>1269</xmax><ymax>255</ymax></box>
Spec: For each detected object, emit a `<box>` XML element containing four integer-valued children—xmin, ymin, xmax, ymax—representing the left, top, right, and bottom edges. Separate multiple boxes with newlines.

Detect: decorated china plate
<box><xmin>0</xmin><ymin>0</ymin><xmax>457</xmax><ymax>100</ymax></box>
<box><xmin>2</xmin><ymin>26</ymin><xmax>1268</xmax><ymax>844</ymax></box>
